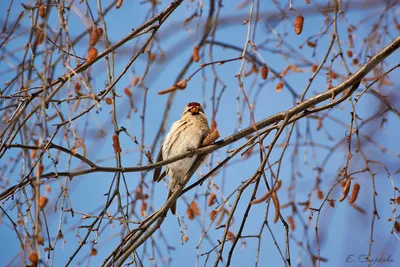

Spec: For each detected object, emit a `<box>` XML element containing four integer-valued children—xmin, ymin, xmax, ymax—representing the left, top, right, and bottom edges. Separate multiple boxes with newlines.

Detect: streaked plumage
<box><xmin>153</xmin><ymin>102</ymin><xmax>210</xmax><ymax>214</ymax></box>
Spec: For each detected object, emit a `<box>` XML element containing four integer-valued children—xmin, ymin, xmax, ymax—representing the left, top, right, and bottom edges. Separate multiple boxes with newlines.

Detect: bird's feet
<box><xmin>187</xmin><ymin>147</ymin><xmax>196</xmax><ymax>157</ymax></box>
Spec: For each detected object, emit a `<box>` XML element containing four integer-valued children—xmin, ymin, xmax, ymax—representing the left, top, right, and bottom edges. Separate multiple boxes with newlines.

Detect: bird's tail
<box><xmin>167</xmin><ymin>190</ymin><xmax>177</xmax><ymax>215</ymax></box>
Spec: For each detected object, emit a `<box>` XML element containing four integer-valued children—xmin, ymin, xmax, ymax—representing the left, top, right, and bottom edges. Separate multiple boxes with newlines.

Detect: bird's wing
<box><xmin>153</xmin><ymin>146</ymin><xmax>164</xmax><ymax>182</ymax></box>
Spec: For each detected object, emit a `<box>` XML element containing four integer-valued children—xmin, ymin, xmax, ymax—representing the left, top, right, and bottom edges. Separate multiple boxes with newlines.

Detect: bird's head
<box><xmin>183</xmin><ymin>102</ymin><xmax>204</xmax><ymax>116</ymax></box>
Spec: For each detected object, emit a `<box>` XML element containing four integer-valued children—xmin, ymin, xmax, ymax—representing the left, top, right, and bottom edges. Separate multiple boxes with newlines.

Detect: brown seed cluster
<box><xmin>112</xmin><ymin>133</ymin><xmax>122</xmax><ymax>153</ymax></box>
<box><xmin>276</xmin><ymin>82</ymin><xmax>284</xmax><ymax>92</ymax></box>
<box><xmin>339</xmin><ymin>178</ymin><xmax>351</xmax><ymax>202</ymax></box>
<box><xmin>251</xmin><ymin>180</ymin><xmax>282</xmax><ymax>205</ymax></box>
<box><xmin>227</xmin><ymin>231</ymin><xmax>235</xmax><ymax>243</ymax></box>
<box><xmin>36</xmin><ymin>30</ymin><xmax>44</xmax><ymax>45</ymax></box>
<box><xmin>89</xmin><ymin>28</ymin><xmax>103</xmax><ymax>47</ymax></box>
<box><xmin>209</xmin><ymin>209</ymin><xmax>218</xmax><ymax>220</ymax></box>
<box><xmin>307</xmin><ymin>40</ymin><xmax>316</xmax><ymax>48</ymax></box>
<box><xmin>37</xmin><ymin>236</ymin><xmax>44</xmax><ymax>245</ymax></box>
<box><xmin>39</xmin><ymin>196</ymin><xmax>48</xmax><ymax>209</ymax></box>
<box><xmin>294</xmin><ymin>15</ymin><xmax>304</xmax><ymax>35</ymax></box>
<box><xmin>261</xmin><ymin>65</ymin><xmax>269</xmax><ymax>80</ymax></box>
<box><xmin>287</xmin><ymin>216</ymin><xmax>295</xmax><ymax>231</ymax></box>
<box><xmin>192</xmin><ymin>45</ymin><xmax>200</xmax><ymax>62</ymax></box>
<box><xmin>311</xmin><ymin>64</ymin><xmax>318</xmax><ymax>72</ymax></box>
<box><xmin>37</xmin><ymin>163</ymin><xmax>44</xmax><ymax>177</ymax></box>
<box><xmin>208</xmin><ymin>193</ymin><xmax>216</xmax><ymax>206</ymax></box>
<box><xmin>132</xmin><ymin>76</ymin><xmax>140</xmax><ymax>87</ymax></box>
<box><xmin>105</xmin><ymin>97</ymin><xmax>113</xmax><ymax>105</ymax></box>
<box><xmin>349</xmin><ymin>183</ymin><xmax>360</xmax><ymax>203</ymax></box>
<box><xmin>116</xmin><ymin>0</ymin><xmax>123</xmax><ymax>9</ymax></box>
<box><xmin>29</xmin><ymin>252</ymin><xmax>39</xmax><ymax>264</ymax></box>
<box><xmin>86</xmin><ymin>26</ymin><xmax>103</xmax><ymax>64</ymax></box>
<box><xmin>347</xmin><ymin>50</ymin><xmax>353</xmax><ymax>58</ymax></box>
<box><xmin>87</xmin><ymin>47</ymin><xmax>98</xmax><ymax>64</ymax></box>
<box><xmin>317</xmin><ymin>190</ymin><xmax>324</xmax><ymax>200</ymax></box>
<box><xmin>187</xmin><ymin>201</ymin><xmax>200</xmax><ymax>220</ymax></box>
<box><xmin>38</xmin><ymin>3</ymin><xmax>45</xmax><ymax>18</ymax></box>
<box><xmin>91</xmin><ymin>248</ymin><xmax>98</xmax><ymax>256</ymax></box>
<box><xmin>158</xmin><ymin>79</ymin><xmax>189</xmax><ymax>95</ymax></box>
<box><xmin>272</xmin><ymin>192</ymin><xmax>280</xmax><ymax>223</ymax></box>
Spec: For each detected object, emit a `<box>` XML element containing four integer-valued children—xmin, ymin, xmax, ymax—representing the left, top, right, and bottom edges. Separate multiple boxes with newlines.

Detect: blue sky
<box><xmin>1</xmin><ymin>0</ymin><xmax>400</xmax><ymax>266</ymax></box>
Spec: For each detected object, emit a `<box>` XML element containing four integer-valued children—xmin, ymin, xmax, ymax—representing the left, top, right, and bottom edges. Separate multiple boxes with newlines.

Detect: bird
<box><xmin>153</xmin><ymin>102</ymin><xmax>210</xmax><ymax>214</ymax></box>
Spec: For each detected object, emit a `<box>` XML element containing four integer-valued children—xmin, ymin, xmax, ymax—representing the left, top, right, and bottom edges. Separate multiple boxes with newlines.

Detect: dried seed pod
<box><xmin>116</xmin><ymin>0</ymin><xmax>123</xmax><ymax>9</ymax></box>
<box><xmin>396</xmin><ymin>196</ymin><xmax>400</xmax><ymax>205</ymax></box>
<box><xmin>305</xmin><ymin>0</ymin><xmax>310</xmax><ymax>4</ymax></box>
<box><xmin>349</xmin><ymin>183</ymin><xmax>360</xmax><ymax>203</ymax></box>
<box><xmin>317</xmin><ymin>117</ymin><xmax>323</xmax><ymax>130</ymax></box>
<box><xmin>182</xmin><ymin>235</ymin><xmax>189</xmax><ymax>242</ymax></box>
<box><xmin>261</xmin><ymin>65</ymin><xmax>269</xmax><ymax>80</ymax></box>
<box><xmin>339</xmin><ymin>178</ymin><xmax>351</xmax><ymax>202</ymax></box>
<box><xmin>37</xmin><ymin>163</ymin><xmax>44</xmax><ymax>177</ymax></box>
<box><xmin>45</xmin><ymin>184</ymin><xmax>51</xmax><ymax>192</ymax></box>
<box><xmin>38</xmin><ymin>3</ymin><xmax>45</xmax><ymax>18</ymax></box>
<box><xmin>190</xmin><ymin>201</ymin><xmax>200</xmax><ymax>216</ymax></box>
<box><xmin>227</xmin><ymin>231</ymin><xmax>235</xmax><ymax>243</ymax></box>
<box><xmin>317</xmin><ymin>190</ymin><xmax>324</xmax><ymax>200</ymax></box>
<box><xmin>37</xmin><ymin>236</ymin><xmax>44</xmax><ymax>245</ymax></box>
<box><xmin>140</xmin><ymin>201</ymin><xmax>147</xmax><ymax>217</ymax></box>
<box><xmin>112</xmin><ymin>133</ymin><xmax>122</xmax><ymax>153</ymax></box>
<box><xmin>307</xmin><ymin>40</ymin><xmax>316</xmax><ymax>47</ymax></box>
<box><xmin>352</xmin><ymin>58</ymin><xmax>359</xmax><ymax>65</ymax></box>
<box><xmin>149</xmin><ymin>53</ymin><xmax>156</xmax><ymax>61</ymax></box>
<box><xmin>87</xmin><ymin>47</ymin><xmax>98</xmax><ymax>64</ymax></box>
<box><xmin>124</xmin><ymin>87</ymin><xmax>132</xmax><ymax>97</ymax></box>
<box><xmin>176</xmin><ymin>80</ymin><xmax>187</xmax><ymax>89</ymax></box>
<box><xmin>276</xmin><ymin>82</ymin><xmax>284</xmax><ymax>92</ymax></box>
<box><xmin>74</xmin><ymin>82</ymin><xmax>81</xmax><ymax>93</ymax></box>
<box><xmin>29</xmin><ymin>252</ymin><xmax>39</xmax><ymax>264</ymax></box>
<box><xmin>294</xmin><ymin>15</ymin><xmax>304</xmax><ymax>35</ymax></box>
<box><xmin>328</xmin><ymin>200</ymin><xmax>335</xmax><ymax>208</ymax></box>
<box><xmin>347</xmin><ymin>50</ymin><xmax>353</xmax><ymax>58</ymax></box>
<box><xmin>348</xmin><ymin>34</ymin><xmax>354</xmax><ymax>48</ymax></box>
<box><xmin>287</xmin><ymin>216</ymin><xmax>295</xmax><ymax>231</ymax></box>
<box><xmin>133</xmin><ymin>76</ymin><xmax>140</xmax><ymax>87</ymax></box>
<box><xmin>36</xmin><ymin>30</ymin><xmax>44</xmax><ymax>45</ymax></box>
<box><xmin>272</xmin><ymin>192</ymin><xmax>280</xmax><ymax>223</ymax></box>
<box><xmin>105</xmin><ymin>97</ymin><xmax>113</xmax><ymax>105</ymax></box>
<box><xmin>39</xmin><ymin>196</ymin><xmax>48</xmax><ymax>209</ymax></box>
<box><xmin>311</xmin><ymin>64</ymin><xmax>318</xmax><ymax>72</ymax></box>
<box><xmin>91</xmin><ymin>248</ymin><xmax>98</xmax><ymax>256</ymax></box>
<box><xmin>208</xmin><ymin>193</ymin><xmax>216</xmax><ymax>206</ymax></box>
<box><xmin>192</xmin><ymin>45</ymin><xmax>200</xmax><ymax>62</ymax></box>
<box><xmin>251</xmin><ymin>191</ymin><xmax>272</xmax><ymax>205</ymax></box>
<box><xmin>89</xmin><ymin>27</ymin><xmax>103</xmax><ymax>46</ymax></box>
<box><xmin>31</xmin><ymin>139</ymin><xmax>39</xmax><ymax>159</ymax></box>
<box><xmin>186</xmin><ymin>206</ymin><xmax>195</xmax><ymax>220</ymax></box>
<box><xmin>252</xmin><ymin>64</ymin><xmax>259</xmax><ymax>73</ymax></box>
<box><xmin>330</xmin><ymin>71</ymin><xmax>338</xmax><ymax>79</ymax></box>
<box><xmin>209</xmin><ymin>209</ymin><xmax>218</xmax><ymax>220</ymax></box>
<box><xmin>158</xmin><ymin>86</ymin><xmax>177</xmax><ymax>95</ymax></box>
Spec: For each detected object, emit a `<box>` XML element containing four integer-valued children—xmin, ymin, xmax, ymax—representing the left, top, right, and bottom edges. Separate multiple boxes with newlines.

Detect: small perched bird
<box><xmin>153</xmin><ymin>102</ymin><xmax>210</xmax><ymax>214</ymax></box>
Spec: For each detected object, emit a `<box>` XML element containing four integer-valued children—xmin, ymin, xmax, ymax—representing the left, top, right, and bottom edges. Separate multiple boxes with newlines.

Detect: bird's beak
<box><xmin>190</xmin><ymin>106</ymin><xmax>200</xmax><ymax>114</ymax></box>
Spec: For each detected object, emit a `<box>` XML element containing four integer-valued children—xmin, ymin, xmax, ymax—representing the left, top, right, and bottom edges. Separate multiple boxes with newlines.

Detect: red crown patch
<box><xmin>187</xmin><ymin>102</ymin><xmax>200</xmax><ymax>107</ymax></box>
